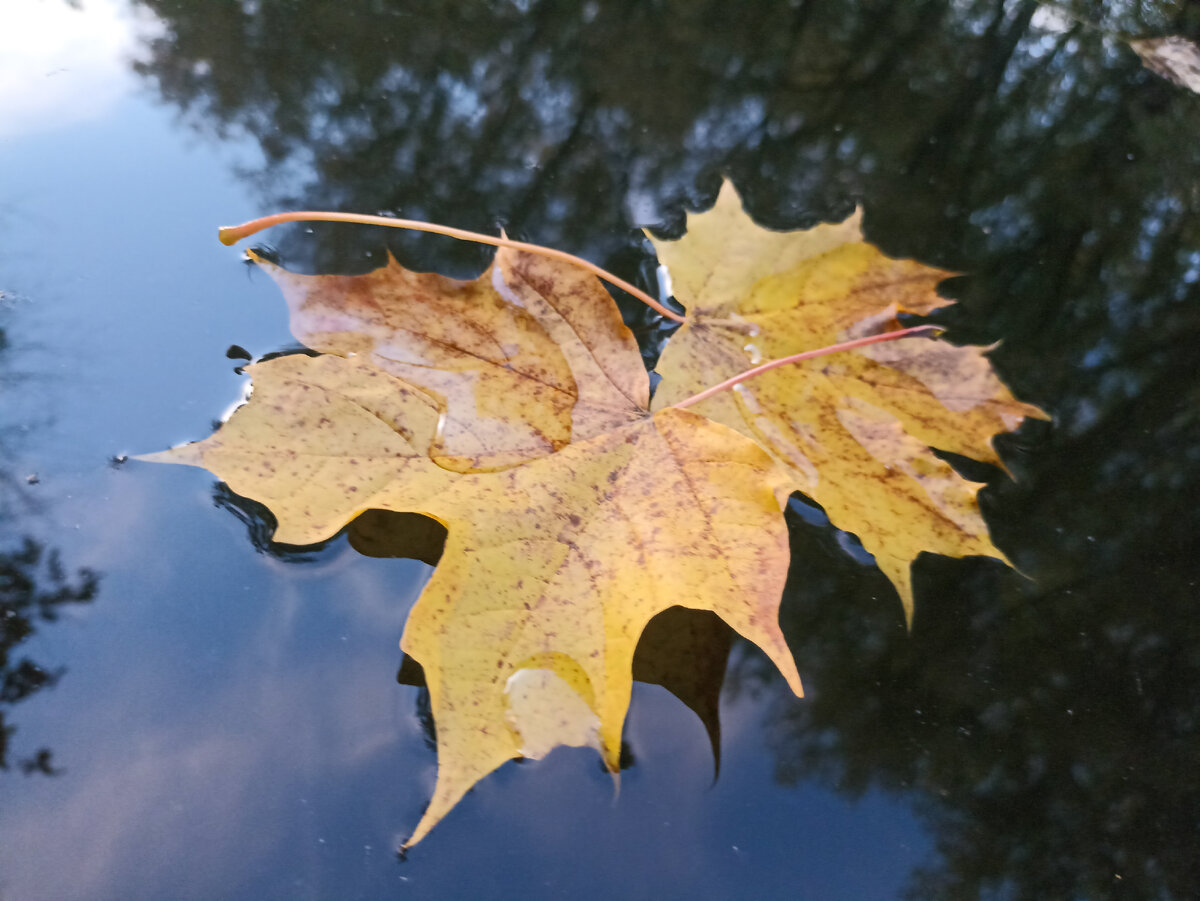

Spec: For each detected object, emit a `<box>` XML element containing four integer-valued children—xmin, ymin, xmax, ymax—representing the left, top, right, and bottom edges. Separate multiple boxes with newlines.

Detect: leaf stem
<box><xmin>219</xmin><ymin>211</ymin><xmax>686</xmax><ymax>323</ymax></box>
<box><xmin>670</xmin><ymin>324</ymin><xmax>943</xmax><ymax>410</ymax></box>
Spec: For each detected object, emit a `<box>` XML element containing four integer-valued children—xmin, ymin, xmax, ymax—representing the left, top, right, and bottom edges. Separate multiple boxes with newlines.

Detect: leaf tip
<box><xmin>242</xmin><ymin>248</ymin><xmax>281</xmax><ymax>277</ymax></box>
<box><xmin>130</xmin><ymin>445</ymin><xmax>205</xmax><ymax>467</ymax></box>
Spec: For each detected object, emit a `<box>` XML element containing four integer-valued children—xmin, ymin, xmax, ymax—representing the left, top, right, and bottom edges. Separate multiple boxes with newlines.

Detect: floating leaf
<box><xmin>1130</xmin><ymin>36</ymin><xmax>1200</xmax><ymax>95</ymax></box>
<box><xmin>249</xmin><ymin>247</ymin><xmax>647</xmax><ymax>472</ymax></box>
<box><xmin>650</xmin><ymin>181</ymin><xmax>1047</xmax><ymax>619</ymax></box>
<box><xmin>143</xmin><ymin>181</ymin><xmax>1044</xmax><ymax>845</ymax></box>
<box><xmin>141</xmin><ymin>246</ymin><xmax>800</xmax><ymax>847</ymax></box>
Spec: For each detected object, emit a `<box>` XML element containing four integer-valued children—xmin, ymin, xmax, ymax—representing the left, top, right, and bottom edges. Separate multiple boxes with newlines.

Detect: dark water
<box><xmin>2</xmin><ymin>1</ymin><xmax>1199</xmax><ymax>898</ymax></box>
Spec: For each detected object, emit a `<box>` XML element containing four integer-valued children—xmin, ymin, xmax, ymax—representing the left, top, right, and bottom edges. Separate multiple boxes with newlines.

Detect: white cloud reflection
<box><xmin>0</xmin><ymin>0</ymin><xmax>152</xmax><ymax>140</ymax></box>
<box><xmin>0</xmin><ymin>653</ymin><xmax>419</xmax><ymax>900</ymax></box>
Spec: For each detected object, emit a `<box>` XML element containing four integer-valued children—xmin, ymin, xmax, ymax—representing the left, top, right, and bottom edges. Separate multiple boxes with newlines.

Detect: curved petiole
<box><xmin>670</xmin><ymin>324</ymin><xmax>943</xmax><ymax>410</ymax></box>
<box><xmin>219</xmin><ymin>211</ymin><xmax>686</xmax><ymax>323</ymax></box>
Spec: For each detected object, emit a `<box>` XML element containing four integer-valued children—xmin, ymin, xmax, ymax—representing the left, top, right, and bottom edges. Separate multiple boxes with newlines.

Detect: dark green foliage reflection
<box><xmin>1</xmin><ymin>295</ymin><xmax>101</xmax><ymax>778</ymax></box>
<box><xmin>0</xmin><ymin>539</ymin><xmax>98</xmax><ymax>775</ymax></box>
<box><xmin>127</xmin><ymin>0</ymin><xmax>1200</xmax><ymax>896</ymax></box>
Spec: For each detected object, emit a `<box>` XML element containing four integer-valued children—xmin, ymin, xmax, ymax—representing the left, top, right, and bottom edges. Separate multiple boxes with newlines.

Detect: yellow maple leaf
<box><xmin>142</xmin><ymin>183</ymin><xmax>1045</xmax><ymax>847</ymax></box>
<box><xmin>140</xmin><ymin>246</ymin><xmax>802</xmax><ymax>848</ymax></box>
<box><xmin>650</xmin><ymin>180</ymin><xmax>1048</xmax><ymax>620</ymax></box>
<box><xmin>249</xmin><ymin>247</ymin><xmax>648</xmax><ymax>472</ymax></box>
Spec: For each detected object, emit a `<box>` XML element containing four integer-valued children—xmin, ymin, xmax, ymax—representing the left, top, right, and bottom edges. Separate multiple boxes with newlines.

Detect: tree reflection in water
<box><xmin>127</xmin><ymin>0</ymin><xmax>1200</xmax><ymax>895</ymax></box>
<box><xmin>0</xmin><ymin>309</ymin><xmax>100</xmax><ymax>776</ymax></box>
<box><xmin>723</xmin><ymin>485</ymin><xmax>1200</xmax><ymax>898</ymax></box>
<box><xmin>0</xmin><ymin>540</ymin><xmax>98</xmax><ymax>775</ymax></box>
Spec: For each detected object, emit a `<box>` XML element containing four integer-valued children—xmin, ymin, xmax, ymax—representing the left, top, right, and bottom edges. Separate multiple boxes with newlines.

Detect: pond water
<box><xmin>2</xmin><ymin>1</ymin><xmax>1199</xmax><ymax>899</ymax></box>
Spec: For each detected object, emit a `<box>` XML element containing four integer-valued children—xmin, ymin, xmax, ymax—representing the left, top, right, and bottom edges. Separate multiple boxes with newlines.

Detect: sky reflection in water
<box><xmin>2</xmin><ymin>0</ymin><xmax>1199</xmax><ymax>899</ymax></box>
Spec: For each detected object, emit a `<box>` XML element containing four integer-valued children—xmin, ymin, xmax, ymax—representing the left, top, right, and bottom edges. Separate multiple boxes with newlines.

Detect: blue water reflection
<box><xmin>2</xmin><ymin>0</ymin><xmax>1199</xmax><ymax>898</ymax></box>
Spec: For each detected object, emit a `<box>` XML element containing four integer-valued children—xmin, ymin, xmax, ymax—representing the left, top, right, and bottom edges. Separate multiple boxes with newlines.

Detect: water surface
<box><xmin>2</xmin><ymin>2</ymin><xmax>1199</xmax><ymax>899</ymax></box>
